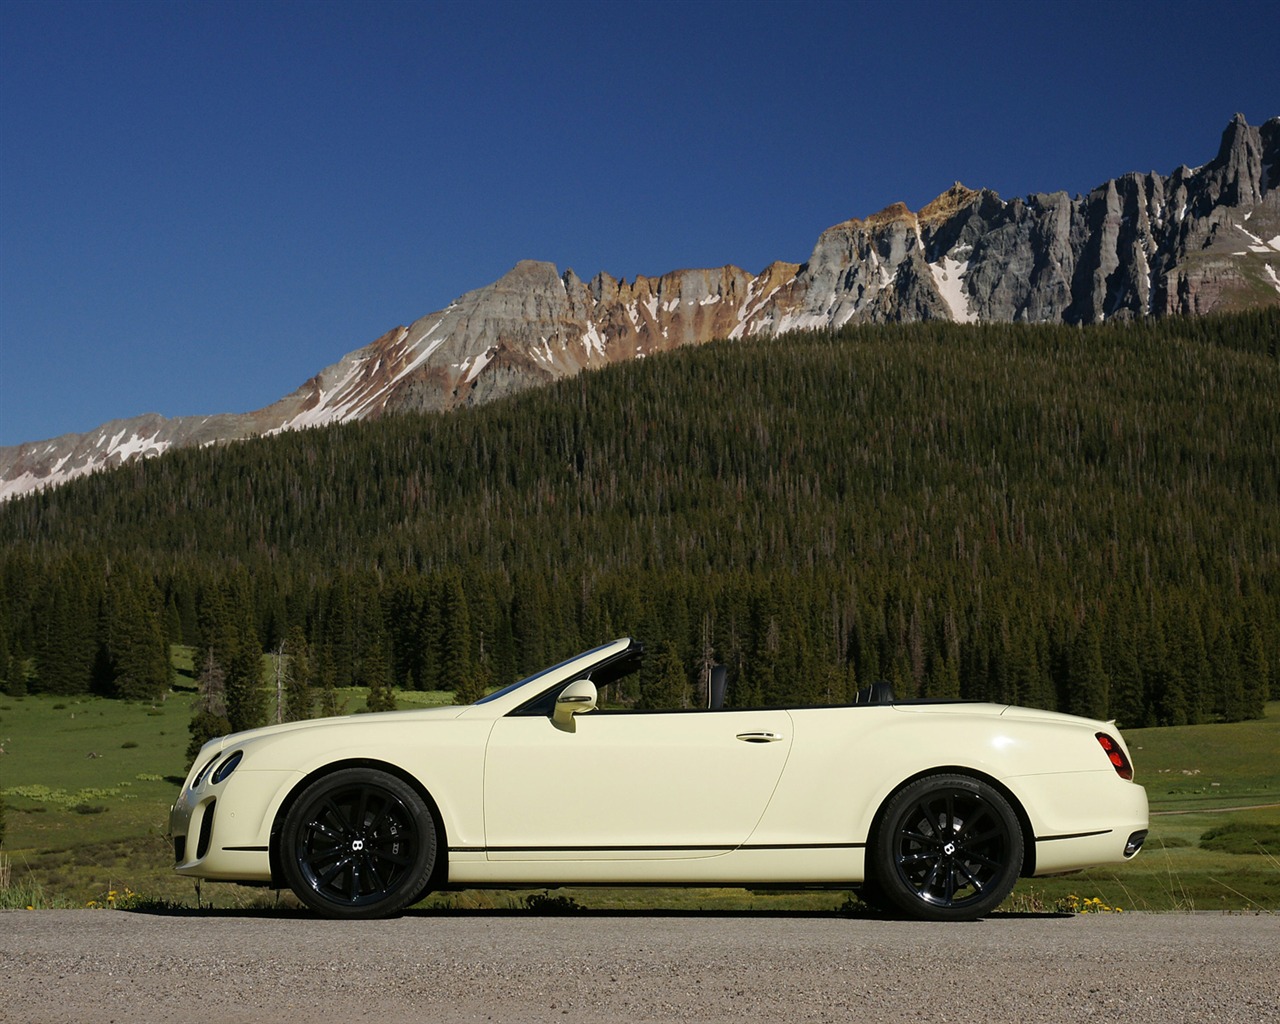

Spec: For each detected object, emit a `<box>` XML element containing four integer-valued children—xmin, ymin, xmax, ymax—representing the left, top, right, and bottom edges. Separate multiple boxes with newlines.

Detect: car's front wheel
<box><xmin>869</xmin><ymin>773</ymin><xmax>1023</xmax><ymax>921</ymax></box>
<box><xmin>280</xmin><ymin>768</ymin><xmax>437</xmax><ymax>919</ymax></box>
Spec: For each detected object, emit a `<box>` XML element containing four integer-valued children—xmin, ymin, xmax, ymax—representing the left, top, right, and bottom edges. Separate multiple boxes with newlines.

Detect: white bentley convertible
<box><xmin>171</xmin><ymin>637</ymin><xmax>1148</xmax><ymax>920</ymax></box>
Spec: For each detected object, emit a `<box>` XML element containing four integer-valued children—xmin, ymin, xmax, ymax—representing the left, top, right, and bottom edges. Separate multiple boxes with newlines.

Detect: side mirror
<box><xmin>553</xmin><ymin>679</ymin><xmax>598</xmax><ymax>728</ymax></box>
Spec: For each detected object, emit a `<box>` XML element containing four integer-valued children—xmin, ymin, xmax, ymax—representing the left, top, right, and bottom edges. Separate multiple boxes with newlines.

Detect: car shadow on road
<box><xmin>400</xmin><ymin>907</ymin><xmax>1074</xmax><ymax>921</ymax></box>
<box><xmin>119</xmin><ymin>906</ymin><xmax>1070</xmax><ymax>921</ymax></box>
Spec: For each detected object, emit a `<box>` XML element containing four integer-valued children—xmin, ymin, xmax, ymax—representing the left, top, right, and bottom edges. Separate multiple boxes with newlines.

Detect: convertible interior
<box><xmin>513</xmin><ymin>643</ymin><xmax>897</xmax><ymax>716</ymax></box>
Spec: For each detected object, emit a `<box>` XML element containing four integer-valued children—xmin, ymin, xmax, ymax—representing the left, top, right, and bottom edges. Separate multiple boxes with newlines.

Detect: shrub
<box><xmin>1200</xmin><ymin>822</ymin><xmax>1280</xmax><ymax>855</ymax></box>
<box><xmin>1153</xmin><ymin>835</ymin><xmax>1191</xmax><ymax>849</ymax></box>
<box><xmin>522</xmin><ymin>891</ymin><xmax>583</xmax><ymax>913</ymax></box>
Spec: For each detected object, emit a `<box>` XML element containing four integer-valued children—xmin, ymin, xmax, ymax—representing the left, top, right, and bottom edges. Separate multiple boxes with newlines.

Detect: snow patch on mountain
<box><xmin>930</xmin><ymin>257</ymin><xmax>976</xmax><ymax>323</ymax></box>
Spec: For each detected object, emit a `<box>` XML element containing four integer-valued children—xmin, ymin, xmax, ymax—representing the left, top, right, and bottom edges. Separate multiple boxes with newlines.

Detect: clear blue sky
<box><xmin>1</xmin><ymin>0</ymin><xmax>1277</xmax><ymax>446</ymax></box>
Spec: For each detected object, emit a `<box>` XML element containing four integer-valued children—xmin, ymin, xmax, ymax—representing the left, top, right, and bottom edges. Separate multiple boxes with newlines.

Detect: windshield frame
<box><xmin>473</xmin><ymin>639</ymin><xmax>634</xmax><ymax>706</ymax></box>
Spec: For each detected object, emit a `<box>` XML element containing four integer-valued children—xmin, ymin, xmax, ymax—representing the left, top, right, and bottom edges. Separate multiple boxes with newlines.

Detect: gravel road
<box><xmin>2</xmin><ymin>909</ymin><xmax>1276</xmax><ymax>1024</ymax></box>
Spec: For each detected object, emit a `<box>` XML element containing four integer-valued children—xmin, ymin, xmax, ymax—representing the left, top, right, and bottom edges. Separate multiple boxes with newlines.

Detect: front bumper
<box><xmin>170</xmin><ymin>764</ymin><xmax>300</xmax><ymax>883</ymax></box>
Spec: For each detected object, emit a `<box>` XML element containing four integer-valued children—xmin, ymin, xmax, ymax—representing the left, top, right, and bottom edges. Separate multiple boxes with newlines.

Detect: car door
<box><xmin>482</xmin><ymin>708</ymin><xmax>793</xmax><ymax>860</ymax></box>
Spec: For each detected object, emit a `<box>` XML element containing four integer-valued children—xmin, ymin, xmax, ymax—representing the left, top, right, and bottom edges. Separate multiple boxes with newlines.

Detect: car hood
<box><xmin>198</xmin><ymin>704</ymin><xmax>473</xmax><ymax>754</ymax></box>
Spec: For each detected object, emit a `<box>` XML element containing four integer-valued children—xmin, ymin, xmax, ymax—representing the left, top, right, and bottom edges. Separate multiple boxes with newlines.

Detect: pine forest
<box><xmin>1</xmin><ymin>311</ymin><xmax>1277</xmax><ymax>742</ymax></box>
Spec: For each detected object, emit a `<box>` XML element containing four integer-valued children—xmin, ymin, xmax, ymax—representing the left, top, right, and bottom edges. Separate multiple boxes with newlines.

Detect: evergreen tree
<box><xmin>103</xmin><ymin>572</ymin><xmax>170</xmax><ymax>701</ymax></box>
<box><xmin>1210</xmin><ymin>616</ymin><xmax>1245</xmax><ymax>722</ymax></box>
<box><xmin>470</xmin><ymin>635</ymin><xmax>495</xmax><ymax>701</ymax></box>
<box><xmin>315</xmin><ymin>645</ymin><xmax>345</xmax><ymax>718</ymax></box>
<box><xmin>1168</xmin><ymin>602</ymin><xmax>1210</xmax><ymax>724</ymax></box>
<box><xmin>1106</xmin><ymin>612</ymin><xmax>1146</xmax><ymax>728</ymax></box>
<box><xmin>281</xmin><ymin>625</ymin><xmax>314</xmax><ymax>722</ymax></box>
<box><xmin>1067</xmin><ymin>615</ymin><xmax>1109</xmax><ymax>721</ymax></box>
<box><xmin>640</xmin><ymin>640</ymin><xmax>689</xmax><ymax>709</ymax></box>
<box><xmin>0</xmin><ymin>625</ymin><xmax>20</xmax><ymax>697</ymax></box>
<box><xmin>922</xmin><ymin>650</ymin><xmax>952</xmax><ymax>699</ymax></box>
<box><xmin>362</xmin><ymin>641</ymin><xmax>396</xmax><ymax>712</ymax></box>
<box><xmin>196</xmin><ymin>581</ymin><xmax>234</xmax><ymax>672</ymax></box>
<box><xmin>365</xmin><ymin>673</ymin><xmax>396</xmax><ymax>712</ymax></box>
<box><xmin>325</xmin><ymin>578</ymin><xmax>356</xmax><ymax>685</ymax></box>
<box><xmin>187</xmin><ymin>649</ymin><xmax>231</xmax><ymax>762</ymax></box>
<box><xmin>412</xmin><ymin>578</ymin><xmax>443</xmax><ymax>692</ymax></box>
<box><xmin>225</xmin><ymin>626</ymin><xmax>266</xmax><ymax>733</ymax></box>
<box><xmin>163</xmin><ymin>590</ymin><xmax>183</xmax><ymax>649</ymax></box>
<box><xmin>1239</xmin><ymin>619</ymin><xmax>1270</xmax><ymax>720</ymax></box>
<box><xmin>511</xmin><ymin>570</ymin><xmax>553</xmax><ymax>674</ymax></box>
<box><xmin>440</xmin><ymin>569</ymin><xmax>475</xmax><ymax>700</ymax></box>
<box><xmin>1142</xmin><ymin>602</ymin><xmax>1187</xmax><ymax>726</ymax></box>
<box><xmin>355</xmin><ymin>596</ymin><xmax>396</xmax><ymax>712</ymax></box>
<box><xmin>33</xmin><ymin>571</ymin><xmax>97</xmax><ymax>695</ymax></box>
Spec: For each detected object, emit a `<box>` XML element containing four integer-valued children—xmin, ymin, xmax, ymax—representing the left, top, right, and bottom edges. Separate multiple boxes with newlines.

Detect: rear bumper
<box><xmin>1012</xmin><ymin>771</ymin><xmax>1149</xmax><ymax>875</ymax></box>
<box><xmin>1032</xmin><ymin>823</ymin><xmax>1147</xmax><ymax>876</ymax></box>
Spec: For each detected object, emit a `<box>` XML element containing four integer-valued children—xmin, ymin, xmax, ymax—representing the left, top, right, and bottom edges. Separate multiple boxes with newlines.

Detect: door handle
<box><xmin>736</xmin><ymin>731</ymin><xmax>784</xmax><ymax>743</ymax></box>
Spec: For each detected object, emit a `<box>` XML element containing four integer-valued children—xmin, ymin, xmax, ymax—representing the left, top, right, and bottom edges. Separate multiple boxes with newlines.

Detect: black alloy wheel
<box><xmin>871</xmin><ymin>773</ymin><xmax>1023</xmax><ymax>921</ymax></box>
<box><xmin>281</xmin><ymin>768</ymin><xmax>437</xmax><ymax>919</ymax></box>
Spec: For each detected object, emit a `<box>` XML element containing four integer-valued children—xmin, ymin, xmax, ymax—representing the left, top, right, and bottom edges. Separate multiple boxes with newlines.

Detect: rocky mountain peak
<box><xmin>865</xmin><ymin>202</ymin><xmax>917</xmax><ymax>228</ymax></box>
<box><xmin>919</xmin><ymin>183</ymin><xmax>982</xmax><ymax>224</ymax></box>
<box><xmin>1209</xmin><ymin>112</ymin><xmax>1268</xmax><ymax>208</ymax></box>
<box><xmin>3</xmin><ymin>114</ymin><xmax>1277</xmax><ymax>502</ymax></box>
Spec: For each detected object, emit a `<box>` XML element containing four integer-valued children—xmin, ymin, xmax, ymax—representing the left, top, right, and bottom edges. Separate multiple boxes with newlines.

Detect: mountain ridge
<box><xmin>3</xmin><ymin>113</ymin><xmax>1278</xmax><ymax>501</ymax></box>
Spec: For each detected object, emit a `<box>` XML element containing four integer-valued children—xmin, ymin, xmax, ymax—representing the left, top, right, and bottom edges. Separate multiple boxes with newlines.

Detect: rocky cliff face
<box><xmin>3</xmin><ymin>114</ymin><xmax>1278</xmax><ymax>501</ymax></box>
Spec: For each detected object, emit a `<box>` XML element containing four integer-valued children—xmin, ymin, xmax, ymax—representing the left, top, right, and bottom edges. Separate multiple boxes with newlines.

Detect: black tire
<box><xmin>870</xmin><ymin>773</ymin><xmax>1023</xmax><ymax>922</ymax></box>
<box><xmin>280</xmin><ymin>768</ymin><xmax>437</xmax><ymax>919</ymax></box>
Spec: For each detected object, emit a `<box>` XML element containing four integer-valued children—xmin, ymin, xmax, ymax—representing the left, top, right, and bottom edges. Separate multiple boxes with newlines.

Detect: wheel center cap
<box><xmin>943</xmin><ymin>841</ymin><xmax>957</xmax><ymax>856</ymax></box>
<box><xmin>351</xmin><ymin>838</ymin><xmax>365</xmax><ymax>852</ymax></box>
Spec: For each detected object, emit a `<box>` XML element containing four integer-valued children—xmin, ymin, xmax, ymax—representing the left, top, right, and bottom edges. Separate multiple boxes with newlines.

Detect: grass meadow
<box><xmin>1</xmin><ymin>655</ymin><xmax>1276</xmax><ymax>915</ymax></box>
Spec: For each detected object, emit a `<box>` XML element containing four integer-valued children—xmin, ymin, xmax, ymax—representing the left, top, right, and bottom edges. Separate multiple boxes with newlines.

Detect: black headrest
<box><xmin>855</xmin><ymin>680</ymin><xmax>895</xmax><ymax>705</ymax></box>
<box><xmin>709</xmin><ymin>665</ymin><xmax>728</xmax><ymax>709</ymax></box>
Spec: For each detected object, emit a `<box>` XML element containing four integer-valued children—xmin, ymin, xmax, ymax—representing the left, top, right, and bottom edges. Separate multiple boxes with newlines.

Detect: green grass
<box><xmin>0</xmin><ymin>691</ymin><xmax>195</xmax><ymax>848</ymax></box>
<box><xmin>3</xmin><ymin>686</ymin><xmax>1277</xmax><ymax>913</ymax></box>
<box><xmin>1126</xmin><ymin>709</ymin><xmax>1279</xmax><ymax>812</ymax></box>
<box><xmin>0</xmin><ymin>688</ymin><xmax>201</xmax><ymax>907</ymax></box>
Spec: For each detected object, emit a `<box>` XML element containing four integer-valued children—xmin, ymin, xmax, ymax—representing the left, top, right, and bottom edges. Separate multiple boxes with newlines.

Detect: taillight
<box><xmin>1096</xmin><ymin>733</ymin><xmax>1133</xmax><ymax>780</ymax></box>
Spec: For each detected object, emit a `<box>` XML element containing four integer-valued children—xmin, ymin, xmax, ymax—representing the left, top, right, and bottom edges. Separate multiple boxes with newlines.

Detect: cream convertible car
<box><xmin>171</xmin><ymin>637</ymin><xmax>1148</xmax><ymax>921</ymax></box>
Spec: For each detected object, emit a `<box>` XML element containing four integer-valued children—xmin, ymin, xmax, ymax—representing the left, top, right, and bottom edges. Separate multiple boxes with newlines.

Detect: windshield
<box><xmin>473</xmin><ymin>641</ymin><xmax>622</xmax><ymax>705</ymax></box>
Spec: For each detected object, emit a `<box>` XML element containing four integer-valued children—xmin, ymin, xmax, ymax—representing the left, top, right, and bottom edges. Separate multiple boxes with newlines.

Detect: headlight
<box><xmin>192</xmin><ymin>753</ymin><xmax>221</xmax><ymax>789</ymax></box>
<box><xmin>211</xmin><ymin>751</ymin><xmax>244</xmax><ymax>785</ymax></box>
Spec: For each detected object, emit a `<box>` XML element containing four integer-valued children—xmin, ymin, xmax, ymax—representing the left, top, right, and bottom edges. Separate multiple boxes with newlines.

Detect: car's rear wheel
<box><xmin>280</xmin><ymin>768</ymin><xmax>437</xmax><ymax>919</ymax></box>
<box><xmin>870</xmin><ymin>773</ymin><xmax>1023</xmax><ymax>921</ymax></box>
